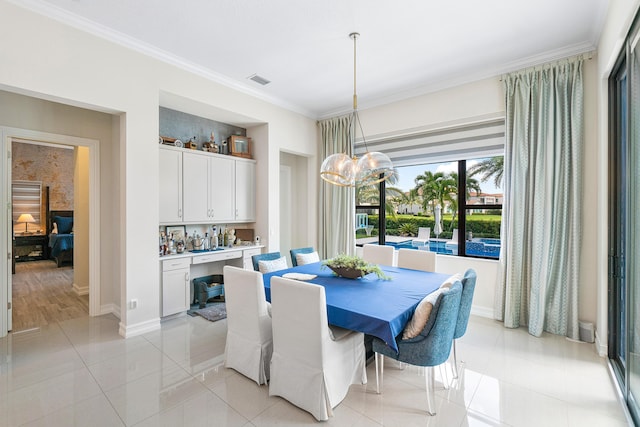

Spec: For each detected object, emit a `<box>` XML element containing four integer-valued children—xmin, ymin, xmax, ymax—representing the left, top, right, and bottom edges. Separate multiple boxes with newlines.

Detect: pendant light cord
<box><xmin>350</xmin><ymin>32</ymin><xmax>370</xmax><ymax>156</ymax></box>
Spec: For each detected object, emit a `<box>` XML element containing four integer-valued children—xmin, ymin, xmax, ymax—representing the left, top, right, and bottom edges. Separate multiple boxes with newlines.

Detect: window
<box><xmin>355</xmin><ymin>155</ymin><xmax>503</xmax><ymax>260</ymax></box>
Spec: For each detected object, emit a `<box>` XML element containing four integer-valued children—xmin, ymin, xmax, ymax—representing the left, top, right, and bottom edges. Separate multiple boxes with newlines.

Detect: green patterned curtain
<box><xmin>318</xmin><ymin>115</ymin><xmax>355</xmax><ymax>258</ymax></box>
<box><xmin>495</xmin><ymin>57</ymin><xmax>583</xmax><ymax>338</ymax></box>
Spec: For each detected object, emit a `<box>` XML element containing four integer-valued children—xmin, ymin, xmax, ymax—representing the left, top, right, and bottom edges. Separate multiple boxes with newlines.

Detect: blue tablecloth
<box><xmin>262</xmin><ymin>262</ymin><xmax>451</xmax><ymax>352</ymax></box>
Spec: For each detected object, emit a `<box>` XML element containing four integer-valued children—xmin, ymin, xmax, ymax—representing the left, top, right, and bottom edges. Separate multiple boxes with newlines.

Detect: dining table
<box><xmin>262</xmin><ymin>261</ymin><xmax>451</xmax><ymax>352</ymax></box>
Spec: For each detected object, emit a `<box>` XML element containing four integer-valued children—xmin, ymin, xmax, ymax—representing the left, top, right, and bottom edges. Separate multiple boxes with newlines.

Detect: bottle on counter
<box><xmin>212</xmin><ymin>226</ymin><xmax>218</xmax><ymax>249</ymax></box>
<box><xmin>203</xmin><ymin>232</ymin><xmax>210</xmax><ymax>250</ymax></box>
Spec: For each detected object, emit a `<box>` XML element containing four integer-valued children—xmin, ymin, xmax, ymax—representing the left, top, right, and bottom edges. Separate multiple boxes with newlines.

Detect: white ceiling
<box><xmin>19</xmin><ymin>0</ymin><xmax>609</xmax><ymax>119</ymax></box>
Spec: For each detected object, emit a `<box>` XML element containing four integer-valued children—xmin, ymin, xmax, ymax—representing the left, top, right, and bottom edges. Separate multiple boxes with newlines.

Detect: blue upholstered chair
<box><xmin>289</xmin><ymin>247</ymin><xmax>315</xmax><ymax>267</ymax></box>
<box><xmin>251</xmin><ymin>251</ymin><xmax>282</xmax><ymax>272</ymax></box>
<box><xmin>373</xmin><ymin>281</ymin><xmax>462</xmax><ymax>416</ymax></box>
<box><xmin>451</xmin><ymin>268</ymin><xmax>477</xmax><ymax>378</ymax></box>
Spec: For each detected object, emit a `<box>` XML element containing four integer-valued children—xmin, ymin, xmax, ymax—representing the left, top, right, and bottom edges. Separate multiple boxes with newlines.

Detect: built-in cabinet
<box><xmin>160</xmin><ymin>245</ymin><xmax>262</xmax><ymax>317</ymax></box>
<box><xmin>160</xmin><ymin>146</ymin><xmax>256</xmax><ymax>225</ymax></box>
<box><xmin>159</xmin><ymin>147</ymin><xmax>183</xmax><ymax>224</ymax></box>
<box><xmin>235</xmin><ymin>160</ymin><xmax>256</xmax><ymax>222</ymax></box>
<box><xmin>161</xmin><ymin>257</ymin><xmax>191</xmax><ymax>316</ymax></box>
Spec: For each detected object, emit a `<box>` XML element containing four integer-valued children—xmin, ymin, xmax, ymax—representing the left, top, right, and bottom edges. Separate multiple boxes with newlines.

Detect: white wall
<box><xmin>0</xmin><ymin>1</ymin><xmax>317</xmax><ymax>336</ymax></box>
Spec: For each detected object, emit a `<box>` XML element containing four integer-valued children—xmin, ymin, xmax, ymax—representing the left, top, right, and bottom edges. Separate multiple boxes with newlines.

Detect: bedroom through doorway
<box><xmin>10</xmin><ymin>139</ymin><xmax>85</xmax><ymax>332</ymax></box>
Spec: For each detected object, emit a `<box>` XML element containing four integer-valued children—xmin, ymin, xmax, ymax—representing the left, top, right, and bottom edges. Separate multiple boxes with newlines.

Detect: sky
<box><xmin>394</xmin><ymin>159</ymin><xmax>503</xmax><ymax>195</ymax></box>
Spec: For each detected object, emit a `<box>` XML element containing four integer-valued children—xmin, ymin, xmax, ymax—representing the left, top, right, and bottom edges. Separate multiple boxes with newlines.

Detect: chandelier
<box><xmin>320</xmin><ymin>32</ymin><xmax>394</xmax><ymax>187</ymax></box>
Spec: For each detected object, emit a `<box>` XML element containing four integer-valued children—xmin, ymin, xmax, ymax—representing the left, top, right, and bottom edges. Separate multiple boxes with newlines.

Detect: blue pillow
<box><xmin>53</xmin><ymin>216</ymin><xmax>73</xmax><ymax>234</ymax></box>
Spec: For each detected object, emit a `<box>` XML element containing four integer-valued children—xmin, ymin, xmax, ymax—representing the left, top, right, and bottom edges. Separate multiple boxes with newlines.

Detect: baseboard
<box><xmin>72</xmin><ymin>282</ymin><xmax>89</xmax><ymax>295</ymax></box>
<box><xmin>471</xmin><ymin>305</ymin><xmax>494</xmax><ymax>319</ymax></box>
<box><xmin>595</xmin><ymin>329</ymin><xmax>608</xmax><ymax>357</ymax></box>
<box><xmin>100</xmin><ymin>303</ymin><xmax>121</xmax><ymax>319</ymax></box>
<box><xmin>118</xmin><ymin>318</ymin><xmax>161</xmax><ymax>338</ymax></box>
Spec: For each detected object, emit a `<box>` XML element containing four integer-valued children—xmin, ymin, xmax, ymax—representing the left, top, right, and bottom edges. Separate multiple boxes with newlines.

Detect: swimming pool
<box><xmin>384</xmin><ymin>239</ymin><xmax>500</xmax><ymax>258</ymax></box>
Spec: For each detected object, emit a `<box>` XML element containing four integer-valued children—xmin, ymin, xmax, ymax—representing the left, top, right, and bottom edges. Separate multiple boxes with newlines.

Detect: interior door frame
<box><xmin>1</xmin><ymin>127</ymin><xmax>101</xmax><ymax>337</ymax></box>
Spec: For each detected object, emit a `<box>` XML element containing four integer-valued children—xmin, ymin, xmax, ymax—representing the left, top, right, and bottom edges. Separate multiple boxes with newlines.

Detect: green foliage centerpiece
<box><xmin>322</xmin><ymin>254</ymin><xmax>391</xmax><ymax>280</ymax></box>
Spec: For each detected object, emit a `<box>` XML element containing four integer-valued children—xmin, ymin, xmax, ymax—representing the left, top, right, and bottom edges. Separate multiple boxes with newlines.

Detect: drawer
<box><xmin>243</xmin><ymin>248</ymin><xmax>262</xmax><ymax>258</ymax></box>
<box><xmin>192</xmin><ymin>250</ymin><xmax>242</xmax><ymax>265</ymax></box>
<box><xmin>162</xmin><ymin>257</ymin><xmax>191</xmax><ymax>272</ymax></box>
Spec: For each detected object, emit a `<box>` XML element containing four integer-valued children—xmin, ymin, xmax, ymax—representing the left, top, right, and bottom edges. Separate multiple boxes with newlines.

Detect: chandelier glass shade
<box><xmin>320</xmin><ymin>32</ymin><xmax>394</xmax><ymax>187</ymax></box>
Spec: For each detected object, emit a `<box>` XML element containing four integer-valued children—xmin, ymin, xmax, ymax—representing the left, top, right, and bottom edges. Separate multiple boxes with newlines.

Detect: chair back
<box><xmin>251</xmin><ymin>251</ymin><xmax>282</xmax><ymax>271</ymax></box>
<box><xmin>270</xmin><ymin>276</ymin><xmax>328</xmax><ymax>366</ymax></box>
<box><xmin>416</xmin><ymin>281</ymin><xmax>462</xmax><ymax>366</ymax></box>
<box><xmin>362</xmin><ymin>244</ymin><xmax>394</xmax><ymax>266</ymax></box>
<box><xmin>223</xmin><ymin>266</ymin><xmax>271</xmax><ymax>342</ymax></box>
<box><xmin>417</xmin><ymin>227</ymin><xmax>431</xmax><ymax>240</ymax></box>
<box><xmin>397</xmin><ymin>248</ymin><xmax>436</xmax><ymax>272</ymax></box>
<box><xmin>450</xmin><ymin>229</ymin><xmax>459</xmax><ymax>243</ymax></box>
<box><xmin>454</xmin><ymin>268</ymin><xmax>477</xmax><ymax>339</ymax></box>
<box><xmin>290</xmin><ymin>247</ymin><xmax>315</xmax><ymax>267</ymax></box>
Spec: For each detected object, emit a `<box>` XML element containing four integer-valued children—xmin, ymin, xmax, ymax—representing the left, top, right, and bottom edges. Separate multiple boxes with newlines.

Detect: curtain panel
<box><xmin>318</xmin><ymin>115</ymin><xmax>356</xmax><ymax>259</ymax></box>
<box><xmin>495</xmin><ymin>57</ymin><xmax>583</xmax><ymax>339</ymax></box>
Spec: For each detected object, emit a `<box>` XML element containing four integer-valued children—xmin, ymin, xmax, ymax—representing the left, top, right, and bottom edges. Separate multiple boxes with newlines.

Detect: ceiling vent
<box><xmin>248</xmin><ymin>74</ymin><xmax>271</xmax><ymax>85</ymax></box>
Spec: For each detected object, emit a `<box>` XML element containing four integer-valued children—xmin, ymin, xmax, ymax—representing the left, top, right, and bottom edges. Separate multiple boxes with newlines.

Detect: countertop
<box><xmin>159</xmin><ymin>244</ymin><xmax>263</xmax><ymax>261</ymax></box>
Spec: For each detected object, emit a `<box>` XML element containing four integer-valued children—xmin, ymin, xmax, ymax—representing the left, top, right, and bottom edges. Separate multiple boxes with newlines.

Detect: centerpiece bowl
<box><xmin>327</xmin><ymin>265</ymin><xmax>368</xmax><ymax>279</ymax></box>
<box><xmin>322</xmin><ymin>254</ymin><xmax>390</xmax><ymax>280</ymax></box>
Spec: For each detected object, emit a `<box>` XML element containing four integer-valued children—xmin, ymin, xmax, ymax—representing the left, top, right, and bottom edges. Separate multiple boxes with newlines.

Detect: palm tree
<box><xmin>355</xmin><ymin>183</ymin><xmax>403</xmax><ymax>219</ymax></box>
<box><xmin>468</xmin><ymin>156</ymin><xmax>504</xmax><ymax>188</ymax></box>
<box><xmin>447</xmin><ymin>172</ymin><xmax>482</xmax><ymax>228</ymax></box>
<box><xmin>401</xmin><ymin>188</ymin><xmax>422</xmax><ymax>214</ymax></box>
<box><xmin>414</xmin><ymin>171</ymin><xmax>456</xmax><ymax>215</ymax></box>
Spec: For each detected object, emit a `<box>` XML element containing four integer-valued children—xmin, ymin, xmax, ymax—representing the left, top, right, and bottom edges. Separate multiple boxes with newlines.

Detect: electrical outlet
<box><xmin>129</xmin><ymin>299</ymin><xmax>138</xmax><ymax>310</ymax></box>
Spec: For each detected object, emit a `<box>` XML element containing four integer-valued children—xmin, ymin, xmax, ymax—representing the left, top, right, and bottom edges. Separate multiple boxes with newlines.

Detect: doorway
<box><xmin>608</xmin><ymin>12</ymin><xmax>640</xmax><ymax>424</ymax></box>
<box><xmin>1</xmin><ymin>127</ymin><xmax>101</xmax><ymax>337</ymax></box>
<box><xmin>11</xmin><ymin>140</ymin><xmax>84</xmax><ymax>331</ymax></box>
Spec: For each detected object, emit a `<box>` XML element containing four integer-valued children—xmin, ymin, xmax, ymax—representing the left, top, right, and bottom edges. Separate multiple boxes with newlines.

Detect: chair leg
<box><xmin>439</xmin><ymin>363</ymin><xmax>450</xmax><ymax>390</ymax></box>
<box><xmin>425</xmin><ymin>366</ymin><xmax>436</xmax><ymax>416</ymax></box>
<box><xmin>452</xmin><ymin>340</ymin><xmax>459</xmax><ymax>379</ymax></box>
<box><xmin>375</xmin><ymin>353</ymin><xmax>384</xmax><ymax>394</ymax></box>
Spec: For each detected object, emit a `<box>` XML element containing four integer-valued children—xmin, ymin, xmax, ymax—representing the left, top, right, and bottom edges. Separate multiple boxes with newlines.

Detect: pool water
<box><xmin>384</xmin><ymin>239</ymin><xmax>500</xmax><ymax>258</ymax></box>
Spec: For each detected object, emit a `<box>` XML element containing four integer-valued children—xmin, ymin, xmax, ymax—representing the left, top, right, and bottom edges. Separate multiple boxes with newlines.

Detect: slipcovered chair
<box><xmin>269</xmin><ymin>276</ymin><xmax>367</xmax><ymax>421</ymax></box>
<box><xmin>289</xmin><ymin>246</ymin><xmax>318</xmax><ymax>267</ymax></box>
<box><xmin>411</xmin><ymin>227</ymin><xmax>431</xmax><ymax>248</ymax></box>
<box><xmin>397</xmin><ymin>248</ymin><xmax>436</xmax><ymax>272</ymax></box>
<box><xmin>251</xmin><ymin>251</ymin><xmax>283</xmax><ymax>272</ymax></box>
<box><xmin>373</xmin><ymin>281</ymin><xmax>462</xmax><ymax>416</ymax></box>
<box><xmin>222</xmin><ymin>266</ymin><xmax>273</xmax><ymax>385</ymax></box>
<box><xmin>362</xmin><ymin>243</ymin><xmax>394</xmax><ymax>266</ymax></box>
<box><xmin>450</xmin><ymin>268</ymin><xmax>477</xmax><ymax>379</ymax></box>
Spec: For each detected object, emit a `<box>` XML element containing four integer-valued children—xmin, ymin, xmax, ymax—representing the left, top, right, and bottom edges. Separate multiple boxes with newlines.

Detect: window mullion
<box><xmin>458</xmin><ymin>160</ymin><xmax>466</xmax><ymax>256</ymax></box>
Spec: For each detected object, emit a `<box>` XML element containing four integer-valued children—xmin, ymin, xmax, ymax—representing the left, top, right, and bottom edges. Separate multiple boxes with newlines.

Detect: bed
<box><xmin>48</xmin><ymin>210</ymin><xmax>74</xmax><ymax>267</ymax></box>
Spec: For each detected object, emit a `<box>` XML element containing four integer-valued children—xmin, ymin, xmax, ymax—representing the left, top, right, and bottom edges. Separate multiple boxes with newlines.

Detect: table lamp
<box><xmin>16</xmin><ymin>213</ymin><xmax>35</xmax><ymax>233</ymax></box>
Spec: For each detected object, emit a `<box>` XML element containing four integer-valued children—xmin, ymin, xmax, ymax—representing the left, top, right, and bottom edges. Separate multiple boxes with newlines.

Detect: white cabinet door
<box><xmin>209</xmin><ymin>156</ymin><xmax>235</xmax><ymax>222</ymax></box>
<box><xmin>162</xmin><ymin>267</ymin><xmax>190</xmax><ymax>316</ymax></box>
<box><xmin>235</xmin><ymin>160</ymin><xmax>256</xmax><ymax>222</ymax></box>
<box><xmin>159</xmin><ymin>148</ymin><xmax>183</xmax><ymax>224</ymax></box>
<box><xmin>182</xmin><ymin>151</ymin><xmax>210</xmax><ymax>223</ymax></box>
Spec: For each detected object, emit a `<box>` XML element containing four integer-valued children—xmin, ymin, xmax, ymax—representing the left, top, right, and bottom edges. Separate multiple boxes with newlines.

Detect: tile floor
<box><xmin>0</xmin><ymin>314</ymin><xmax>631</xmax><ymax>426</ymax></box>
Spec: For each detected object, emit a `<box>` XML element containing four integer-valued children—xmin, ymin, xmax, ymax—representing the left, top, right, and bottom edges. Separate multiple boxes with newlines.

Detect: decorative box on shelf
<box><xmin>229</xmin><ymin>135</ymin><xmax>252</xmax><ymax>159</ymax></box>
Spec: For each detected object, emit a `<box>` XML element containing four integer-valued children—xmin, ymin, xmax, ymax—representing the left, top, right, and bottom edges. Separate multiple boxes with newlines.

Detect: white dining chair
<box><xmin>222</xmin><ymin>265</ymin><xmax>273</xmax><ymax>385</ymax></box>
<box><xmin>362</xmin><ymin>243</ymin><xmax>395</xmax><ymax>266</ymax></box>
<box><xmin>269</xmin><ymin>276</ymin><xmax>367</xmax><ymax>421</ymax></box>
<box><xmin>397</xmin><ymin>248</ymin><xmax>437</xmax><ymax>272</ymax></box>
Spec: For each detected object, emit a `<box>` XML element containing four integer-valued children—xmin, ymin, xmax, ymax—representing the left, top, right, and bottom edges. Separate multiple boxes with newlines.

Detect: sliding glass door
<box><xmin>609</xmin><ymin>14</ymin><xmax>640</xmax><ymax>424</ymax></box>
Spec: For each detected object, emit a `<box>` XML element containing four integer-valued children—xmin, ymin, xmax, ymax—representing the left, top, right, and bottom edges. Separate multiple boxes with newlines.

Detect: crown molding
<box><xmin>317</xmin><ymin>41</ymin><xmax>597</xmax><ymax>120</ymax></box>
<box><xmin>9</xmin><ymin>0</ymin><xmax>317</xmax><ymax>119</ymax></box>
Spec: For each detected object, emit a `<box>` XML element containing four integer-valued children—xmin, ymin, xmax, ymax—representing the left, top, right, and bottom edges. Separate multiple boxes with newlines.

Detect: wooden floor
<box><xmin>11</xmin><ymin>260</ymin><xmax>88</xmax><ymax>332</ymax></box>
